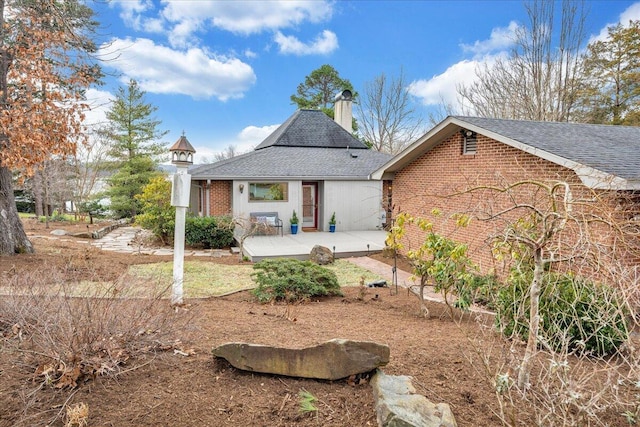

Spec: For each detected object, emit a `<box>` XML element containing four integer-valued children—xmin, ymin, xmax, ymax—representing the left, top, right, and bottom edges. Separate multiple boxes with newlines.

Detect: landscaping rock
<box><xmin>213</xmin><ymin>338</ymin><xmax>389</xmax><ymax>380</ymax></box>
<box><xmin>71</xmin><ymin>231</ymin><xmax>93</xmax><ymax>239</ymax></box>
<box><xmin>371</xmin><ymin>370</ymin><xmax>457</xmax><ymax>427</ymax></box>
<box><xmin>309</xmin><ymin>245</ymin><xmax>334</xmax><ymax>265</ymax></box>
<box><xmin>50</xmin><ymin>229</ymin><xmax>67</xmax><ymax>236</ymax></box>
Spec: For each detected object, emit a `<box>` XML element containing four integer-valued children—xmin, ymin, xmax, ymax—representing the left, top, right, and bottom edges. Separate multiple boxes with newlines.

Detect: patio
<box><xmin>240</xmin><ymin>230</ymin><xmax>388</xmax><ymax>262</ymax></box>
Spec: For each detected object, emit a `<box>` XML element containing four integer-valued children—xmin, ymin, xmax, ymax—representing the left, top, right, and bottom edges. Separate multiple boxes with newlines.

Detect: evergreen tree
<box><xmin>577</xmin><ymin>20</ymin><xmax>640</xmax><ymax>125</ymax></box>
<box><xmin>290</xmin><ymin>64</ymin><xmax>356</xmax><ymax>126</ymax></box>
<box><xmin>104</xmin><ymin>79</ymin><xmax>167</xmax><ymax>218</ymax></box>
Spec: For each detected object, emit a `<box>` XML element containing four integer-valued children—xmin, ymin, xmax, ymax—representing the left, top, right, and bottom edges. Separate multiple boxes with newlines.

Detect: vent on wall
<box><xmin>461</xmin><ymin>129</ymin><xmax>477</xmax><ymax>155</ymax></box>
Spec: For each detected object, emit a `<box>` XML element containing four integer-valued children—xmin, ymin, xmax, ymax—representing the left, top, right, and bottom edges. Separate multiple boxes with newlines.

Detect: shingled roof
<box><xmin>255</xmin><ymin>109</ymin><xmax>368</xmax><ymax>150</ymax></box>
<box><xmin>373</xmin><ymin>116</ymin><xmax>640</xmax><ymax>190</ymax></box>
<box><xmin>191</xmin><ymin>109</ymin><xmax>390</xmax><ymax>180</ymax></box>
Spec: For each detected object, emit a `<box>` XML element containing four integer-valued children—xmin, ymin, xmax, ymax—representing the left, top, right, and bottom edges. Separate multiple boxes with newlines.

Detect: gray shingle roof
<box><xmin>190</xmin><ymin>146</ymin><xmax>390</xmax><ymax>180</ymax></box>
<box><xmin>454</xmin><ymin>116</ymin><xmax>640</xmax><ymax>182</ymax></box>
<box><xmin>255</xmin><ymin>109</ymin><xmax>368</xmax><ymax>150</ymax></box>
<box><xmin>190</xmin><ymin>109</ymin><xmax>388</xmax><ymax>180</ymax></box>
<box><xmin>374</xmin><ymin>116</ymin><xmax>640</xmax><ymax>189</ymax></box>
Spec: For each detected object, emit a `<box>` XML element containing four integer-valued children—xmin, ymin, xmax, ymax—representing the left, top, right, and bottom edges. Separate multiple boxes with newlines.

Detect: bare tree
<box><xmin>458</xmin><ymin>0</ymin><xmax>587</xmax><ymax>121</ymax></box>
<box><xmin>356</xmin><ymin>69</ymin><xmax>425</xmax><ymax>154</ymax></box>
<box><xmin>71</xmin><ymin>126</ymin><xmax>111</xmax><ymax>219</ymax></box>
<box><xmin>214</xmin><ymin>144</ymin><xmax>239</xmax><ymax>162</ymax></box>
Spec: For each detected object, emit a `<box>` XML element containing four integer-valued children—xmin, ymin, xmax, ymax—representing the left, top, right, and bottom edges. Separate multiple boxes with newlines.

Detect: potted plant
<box><xmin>290</xmin><ymin>210</ymin><xmax>299</xmax><ymax>234</ymax></box>
<box><xmin>329</xmin><ymin>212</ymin><xmax>336</xmax><ymax>232</ymax></box>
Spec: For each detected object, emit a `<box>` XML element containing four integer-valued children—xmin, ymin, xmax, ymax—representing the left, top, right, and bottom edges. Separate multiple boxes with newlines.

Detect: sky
<box><xmin>86</xmin><ymin>0</ymin><xmax>640</xmax><ymax>163</ymax></box>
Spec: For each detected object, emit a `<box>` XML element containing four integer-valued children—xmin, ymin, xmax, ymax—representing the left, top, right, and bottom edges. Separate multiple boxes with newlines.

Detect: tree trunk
<box><xmin>34</xmin><ymin>169</ymin><xmax>43</xmax><ymax>217</ymax></box>
<box><xmin>518</xmin><ymin>247</ymin><xmax>543</xmax><ymax>389</ymax></box>
<box><xmin>0</xmin><ymin>165</ymin><xmax>34</xmax><ymax>254</ymax></box>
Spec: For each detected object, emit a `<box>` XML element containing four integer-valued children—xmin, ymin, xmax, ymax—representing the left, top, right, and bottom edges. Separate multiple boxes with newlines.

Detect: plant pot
<box><xmin>291</xmin><ymin>224</ymin><xmax>298</xmax><ymax>234</ymax></box>
<box><xmin>329</xmin><ymin>224</ymin><xmax>336</xmax><ymax>233</ymax></box>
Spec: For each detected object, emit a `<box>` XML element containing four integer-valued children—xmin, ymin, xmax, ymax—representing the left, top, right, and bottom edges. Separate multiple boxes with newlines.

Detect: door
<box><xmin>302</xmin><ymin>182</ymin><xmax>317</xmax><ymax>229</ymax></box>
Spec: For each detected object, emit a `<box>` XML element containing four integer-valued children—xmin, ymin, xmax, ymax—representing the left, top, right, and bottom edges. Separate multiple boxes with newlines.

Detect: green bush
<box><xmin>469</xmin><ymin>273</ymin><xmax>502</xmax><ymax>310</ymax></box>
<box><xmin>251</xmin><ymin>258</ymin><xmax>343</xmax><ymax>303</ymax></box>
<box><xmin>135</xmin><ymin>177</ymin><xmax>175</xmax><ymax>243</ymax></box>
<box><xmin>185</xmin><ymin>216</ymin><xmax>234</xmax><ymax>249</ymax></box>
<box><xmin>496</xmin><ymin>270</ymin><xmax>629</xmax><ymax>356</ymax></box>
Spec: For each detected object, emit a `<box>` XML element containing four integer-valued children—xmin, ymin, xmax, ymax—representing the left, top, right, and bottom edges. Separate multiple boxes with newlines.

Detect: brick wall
<box><xmin>198</xmin><ymin>180</ymin><xmax>232</xmax><ymax>216</ymax></box>
<box><xmin>391</xmin><ymin>132</ymin><xmax>630</xmax><ymax>277</ymax></box>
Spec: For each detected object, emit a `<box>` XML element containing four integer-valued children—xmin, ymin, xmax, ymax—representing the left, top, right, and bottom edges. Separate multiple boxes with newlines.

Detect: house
<box><xmin>372</xmin><ymin>116</ymin><xmax>640</xmax><ymax>276</ymax></box>
<box><xmin>189</xmin><ymin>91</ymin><xmax>392</xmax><ymax>235</ymax></box>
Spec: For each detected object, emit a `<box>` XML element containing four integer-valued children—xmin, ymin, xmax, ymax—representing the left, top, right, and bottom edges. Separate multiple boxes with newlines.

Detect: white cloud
<box><xmin>111</xmin><ymin>1</ymin><xmax>334</xmax><ymax>48</ymax></box>
<box><xmin>98</xmin><ymin>38</ymin><xmax>256</xmax><ymax>101</ymax></box>
<box><xmin>161</xmin><ymin>1</ymin><xmax>333</xmax><ymax>34</ymax></box>
<box><xmin>408</xmin><ymin>60</ymin><xmax>484</xmax><ymax>107</ymax></box>
<box><xmin>274</xmin><ymin>30</ymin><xmax>338</xmax><ymax>55</ymax></box>
<box><xmin>460</xmin><ymin>21</ymin><xmax>519</xmax><ymax>56</ymax></box>
<box><xmin>194</xmin><ymin>124</ymin><xmax>280</xmax><ymax>163</ymax></box>
<box><xmin>82</xmin><ymin>88</ymin><xmax>114</xmax><ymax>128</ymax></box>
<box><xmin>116</xmin><ymin>0</ymin><xmax>155</xmax><ymax>31</ymax></box>
<box><xmin>620</xmin><ymin>2</ymin><xmax>640</xmax><ymax>23</ymax></box>
<box><xmin>238</xmin><ymin>124</ymin><xmax>280</xmax><ymax>146</ymax></box>
<box><xmin>590</xmin><ymin>2</ymin><xmax>640</xmax><ymax>43</ymax></box>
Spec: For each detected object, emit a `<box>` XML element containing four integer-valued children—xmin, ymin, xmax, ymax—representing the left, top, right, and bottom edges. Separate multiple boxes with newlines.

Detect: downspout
<box><xmin>206</xmin><ymin>179</ymin><xmax>211</xmax><ymax>216</ymax></box>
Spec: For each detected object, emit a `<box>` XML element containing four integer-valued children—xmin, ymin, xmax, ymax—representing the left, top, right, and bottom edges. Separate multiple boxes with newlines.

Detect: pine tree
<box><xmin>290</xmin><ymin>64</ymin><xmax>355</xmax><ymax>124</ymax></box>
<box><xmin>103</xmin><ymin>79</ymin><xmax>168</xmax><ymax>218</ymax></box>
<box><xmin>577</xmin><ymin>20</ymin><xmax>640</xmax><ymax>125</ymax></box>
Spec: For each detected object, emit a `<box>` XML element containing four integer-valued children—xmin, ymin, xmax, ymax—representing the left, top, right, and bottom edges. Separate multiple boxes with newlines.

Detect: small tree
<box><xmin>463</xmin><ymin>180</ymin><xmax>573</xmax><ymax>388</ymax></box>
<box><xmin>386</xmin><ymin>211</ymin><xmax>476</xmax><ymax>318</ymax></box>
<box><xmin>135</xmin><ymin>176</ymin><xmax>174</xmax><ymax>244</ymax></box>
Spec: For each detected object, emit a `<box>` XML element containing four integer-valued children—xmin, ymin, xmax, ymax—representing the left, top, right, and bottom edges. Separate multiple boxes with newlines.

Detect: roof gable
<box><xmin>255</xmin><ymin>109</ymin><xmax>368</xmax><ymax>150</ymax></box>
<box><xmin>373</xmin><ymin>116</ymin><xmax>640</xmax><ymax>190</ymax></box>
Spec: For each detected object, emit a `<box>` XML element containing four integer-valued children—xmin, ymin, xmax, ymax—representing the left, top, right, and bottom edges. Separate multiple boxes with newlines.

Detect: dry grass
<box><xmin>125</xmin><ymin>259</ymin><xmax>385</xmax><ymax>298</ymax></box>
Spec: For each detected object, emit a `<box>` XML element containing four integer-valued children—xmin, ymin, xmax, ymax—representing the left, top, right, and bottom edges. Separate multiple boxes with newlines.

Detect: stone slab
<box><xmin>213</xmin><ymin>338</ymin><xmax>389</xmax><ymax>381</ymax></box>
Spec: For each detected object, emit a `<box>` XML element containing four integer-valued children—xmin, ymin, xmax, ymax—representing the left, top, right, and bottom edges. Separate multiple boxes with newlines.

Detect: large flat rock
<box><xmin>213</xmin><ymin>338</ymin><xmax>389</xmax><ymax>380</ymax></box>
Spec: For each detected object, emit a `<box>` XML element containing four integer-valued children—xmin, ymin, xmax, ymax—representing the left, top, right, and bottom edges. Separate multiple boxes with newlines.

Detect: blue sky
<box><xmin>86</xmin><ymin>0</ymin><xmax>640</xmax><ymax>163</ymax></box>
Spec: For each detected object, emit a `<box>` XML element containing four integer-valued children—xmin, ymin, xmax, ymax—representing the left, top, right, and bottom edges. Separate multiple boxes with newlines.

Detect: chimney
<box><xmin>334</xmin><ymin>89</ymin><xmax>353</xmax><ymax>132</ymax></box>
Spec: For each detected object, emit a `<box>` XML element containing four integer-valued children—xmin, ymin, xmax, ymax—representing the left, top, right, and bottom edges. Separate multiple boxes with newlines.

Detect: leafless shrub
<box><xmin>0</xmin><ymin>267</ymin><xmax>193</xmax><ymax>389</ymax></box>
<box><xmin>453</xmin><ymin>182</ymin><xmax>640</xmax><ymax>426</ymax></box>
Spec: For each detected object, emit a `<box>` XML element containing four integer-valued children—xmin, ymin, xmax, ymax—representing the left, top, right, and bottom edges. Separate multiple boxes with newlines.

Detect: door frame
<box><xmin>301</xmin><ymin>181</ymin><xmax>318</xmax><ymax>230</ymax></box>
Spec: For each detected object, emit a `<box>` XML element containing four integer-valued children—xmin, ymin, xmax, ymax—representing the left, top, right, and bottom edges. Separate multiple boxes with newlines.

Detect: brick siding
<box><xmin>198</xmin><ymin>180</ymin><xmax>232</xmax><ymax>216</ymax></box>
<box><xmin>391</xmin><ymin>132</ymin><xmax>635</xmax><ymax>278</ymax></box>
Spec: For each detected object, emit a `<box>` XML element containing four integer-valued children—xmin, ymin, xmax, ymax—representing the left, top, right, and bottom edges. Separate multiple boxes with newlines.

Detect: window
<box><xmin>249</xmin><ymin>182</ymin><xmax>288</xmax><ymax>202</ymax></box>
<box><xmin>462</xmin><ymin>129</ymin><xmax>477</xmax><ymax>155</ymax></box>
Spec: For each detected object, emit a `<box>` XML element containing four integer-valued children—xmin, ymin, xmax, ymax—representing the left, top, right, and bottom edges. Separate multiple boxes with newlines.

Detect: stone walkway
<box><xmin>88</xmin><ymin>226</ymin><xmax>232</xmax><ymax>258</ymax></box>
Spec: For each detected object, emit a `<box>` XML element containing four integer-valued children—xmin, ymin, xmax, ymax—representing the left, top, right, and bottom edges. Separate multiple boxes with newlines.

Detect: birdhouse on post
<box><xmin>169</xmin><ymin>134</ymin><xmax>195</xmax><ymax>305</ymax></box>
<box><xmin>169</xmin><ymin>135</ymin><xmax>195</xmax><ymax>208</ymax></box>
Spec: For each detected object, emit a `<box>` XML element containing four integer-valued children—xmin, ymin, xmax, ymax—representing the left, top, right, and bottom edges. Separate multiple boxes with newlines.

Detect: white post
<box><xmin>171</xmin><ymin>165</ymin><xmax>191</xmax><ymax>305</ymax></box>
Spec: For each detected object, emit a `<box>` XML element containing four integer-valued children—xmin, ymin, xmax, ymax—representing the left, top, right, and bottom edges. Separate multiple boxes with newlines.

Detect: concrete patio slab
<box><xmin>241</xmin><ymin>230</ymin><xmax>387</xmax><ymax>262</ymax></box>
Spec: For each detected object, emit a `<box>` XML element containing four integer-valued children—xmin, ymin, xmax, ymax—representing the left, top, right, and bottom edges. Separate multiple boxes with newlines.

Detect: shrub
<box><xmin>185</xmin><ymin>215</ymin><xmax>234</xmax><ymax>249</ymax></box>
<box><xmin>251</xmin><ymin>258</ymin><xmax>343</xmax><ymax>303</ymax></box>
<box><xmin>135</xmin><ymin>177</ymin><xmax>175</xmax><ymax>243</ymax></box>
<box><xmin>495</xmin><ymin>270</ymin><xmax>629</xmax><ymax>356</ymax></box>
<box><xmin>469</xmin><ymin>273</ymin><xmax>502</xmax><ymax>310</ymax></box>
<box><xmin>0</xmin><ymin>267</ymin><xmax>189</xmax><ymax>392</ymax></box>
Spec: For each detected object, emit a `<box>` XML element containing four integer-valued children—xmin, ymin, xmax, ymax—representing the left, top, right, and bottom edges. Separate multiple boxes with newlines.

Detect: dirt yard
<box><xmin>0</xmin><ymin>218</ymin><xmax>627</xmax><ymax>426</ymax></box>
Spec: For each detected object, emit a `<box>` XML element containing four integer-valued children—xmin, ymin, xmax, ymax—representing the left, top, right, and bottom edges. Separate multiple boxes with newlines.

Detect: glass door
<box><xmin>301</xmin><ymin>183</ymin><xmax>317</xmax><ymax>228</ymax></box>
